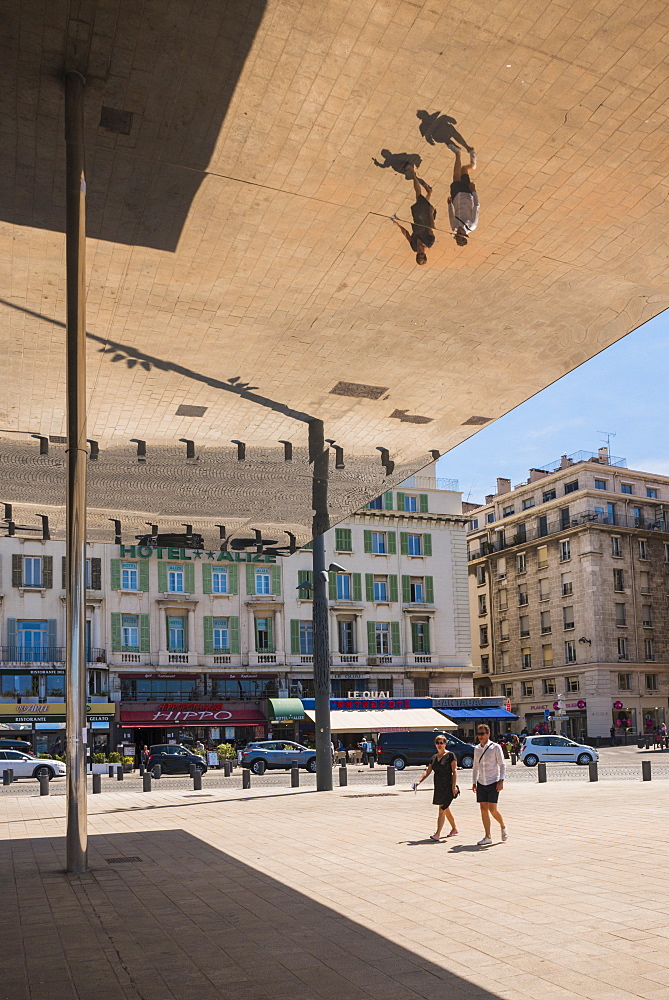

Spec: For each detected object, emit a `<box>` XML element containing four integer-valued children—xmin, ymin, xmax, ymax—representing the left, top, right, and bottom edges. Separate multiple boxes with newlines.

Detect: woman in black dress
<box><xmin>415</xmin><ymin>734</ymin><xmax>458</xmax><ymax>840</ymax></box>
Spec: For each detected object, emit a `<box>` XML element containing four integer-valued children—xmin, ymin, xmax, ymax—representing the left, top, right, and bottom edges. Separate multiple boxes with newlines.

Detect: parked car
<box><xmin>0</xmin><ymin>739</ymin><xmax>35</xmax><ymax>753</ymax></box>
<box><xmin>0</xmin><ymin>749</ymin><xmax>66</xmax><ymax>780</ymax></box>
<box><xmin>147</xmin><ymin>744</ymin><xmax>207</xmax><ymax>775</ymax></box>
<box><xmin>241</xmin><ymin>741</ymin><xmax>317</xmax><ymax>774</ymax></box>
<box><xmin>376</xmin><ymin>731</ymin><xmax>476</xmax><ymax>770</ymax></box>
<box><xmin>521</xmin><ymin>735</ymin><xmax>599</xmax><ymax>766</ymax></box>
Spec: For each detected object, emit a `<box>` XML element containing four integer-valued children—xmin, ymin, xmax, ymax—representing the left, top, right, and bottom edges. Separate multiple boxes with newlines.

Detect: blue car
<box><xmin>241</xmin><ymin>740</ymin><xmax>317</xmax><ymax>775</ymax></box>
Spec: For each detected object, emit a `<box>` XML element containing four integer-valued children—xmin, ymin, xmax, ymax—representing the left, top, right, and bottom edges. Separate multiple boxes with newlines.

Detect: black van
<box><xmin>377</xmin><ymin>731</ymin><xmax>476</xmax><ymax>770</ymax></box>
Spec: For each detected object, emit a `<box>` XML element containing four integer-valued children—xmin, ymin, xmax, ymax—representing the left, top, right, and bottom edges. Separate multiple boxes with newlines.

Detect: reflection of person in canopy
<box><xmin>391</xmin><ymin>165</ymin><xmax>436</xmax><ymax>265</ymax></box>
<box><xmin>446</xmin><ymin>141</ymin><xmax>478</xmax><ymax>246</ymax></box>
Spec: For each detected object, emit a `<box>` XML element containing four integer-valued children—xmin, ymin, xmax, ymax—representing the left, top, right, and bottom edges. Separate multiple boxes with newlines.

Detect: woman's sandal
<box><xmin>429</xmin><ymin>834</ymin><xmax>441</xmax><ymax>841</ymax></box>
<box><xmin>446</xmin><ymin>829</ymin><xmax>458</xmax><ymax>838</ymax></box>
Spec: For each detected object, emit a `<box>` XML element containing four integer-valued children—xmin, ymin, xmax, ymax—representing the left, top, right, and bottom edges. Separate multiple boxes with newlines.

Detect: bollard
<box><xmin>139</xmin><ymin>762</ymin><xmax>145</xmax><ymax>776</ymax></box>
<box><xmin>257</xmin><ymin>759</ymin><xmax>266</xmax><ymax>776</ymax></box>
<box><xmin>339</xmin><ymin>765</ymin><xmax>348</xmax><ymax>786</ymax></box>
<box><xmin>291</xmin><ymin>764</ymin><xmax>300</xmax><ymax>787</ymax></box>
<box><xmin>2</xmin><ymin>769</ymin><xmax>11</xmax><ymax>786</ymax></box>
<box><xmin>193</xmin><ymin>769</ymin><xmax>202</xmax><ymax>791</ymax></box>
<box><xmin>369</xmin><ymin>757</ymin><xmax>375</xmax><ymax>769</ymax></box>
<box><xmin>92</xmin><ymin>773</ymin><xmax>102</xmax><ymax>794</ymax></box>
<box><xmin>588</xmin><ymin>761</ymin><xmax>598</xmax><ymax>782</ymax></box>
<box><xmin>386</xmin><ymin>765</ymin><xmax>395</xmax><ymax>786</ymax></box>
<box><xmin>39</xmin><ymin>773</ymin><xmax>50</xmax><ymax>796</ymax></box>
<box><xmin>224</xmin><ymin>759</ymin><xmax>232</xmax><ymax>777</ymax></box>
<box><xmin>108</xmin><ymin>765</ymin><xmax>114</xmax><ymax>778</ymax></box>
<box><xmin>511</xmin><ymin>753</ymin><xmax>517</xmax><ymax>766</ymax></box>
<box><xmin>142</xmin><ymin>772</ymin><xmax>152</xmax><ymax>792</ymax></box>
<box><xmin>117</xmin><ymin>766</ymin><xmax>124</xmax><ymax>781</ymax></box>
<box><xmin>242</xmin><ymin>768</ymin><xmax>251</xmax><ymax>789</ymax></box>
<box><xmin>642</xmin><ymin>760</ymin><xmax>651</xmax><ymax>781</ymax></box>
<box><xmin>189</xmin><ymin>764</ymin><xmax>197</xmax><ymax>779</ymax></box>
<box><xmin>537</xmin><ymin>762</ymin><xmax>547</xmax><ymax>783</ymax></box>
<box><xmin>152</xmin><ymin>764</ymin><xmax>161</xmax><ymax>779</ymax></box>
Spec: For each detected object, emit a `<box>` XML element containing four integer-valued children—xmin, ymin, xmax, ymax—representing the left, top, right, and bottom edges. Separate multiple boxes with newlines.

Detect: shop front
<box><xmin>0</xmin><ymin>702</ymin><xmax>116</xmax><ymax>755</ymax></box>
<box><xmin>432</xmin><ymin>698</ymin><xmax>518</xmax><ymax>740</ymax></box>
<box><xmin>266</xmin><ymin>698</ymin><xmax>305</xmax><ymax>740</ymax></box>
<box><xmin>611</xmin><ymin>700</ymin><xmax>637</xmax><ymax>736</ymax></box>
<box><xmin>118</xmin><ymin>701</ymin><xmax>267</xmax><ymax>754</ymax></box>
<box><xmin>525</xmin><ymin>699</ymin><xmax>587</xmax><ymax>741</ymax></box>
<box><xmin>299</xmin><ymin>697</ymin><xmax>452</xmax><ymax>748</ymax></box>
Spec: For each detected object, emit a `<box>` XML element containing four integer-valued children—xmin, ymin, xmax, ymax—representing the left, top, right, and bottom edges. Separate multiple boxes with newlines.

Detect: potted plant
<box><xmin>122</xmin><ymin>755</ymin><xmax>134</xmax><ymax>772</ymax></box>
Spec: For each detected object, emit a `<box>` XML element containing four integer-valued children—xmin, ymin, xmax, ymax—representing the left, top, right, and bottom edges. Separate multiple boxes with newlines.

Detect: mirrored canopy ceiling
<box><xmin>2</xmin><ymin>0</ymin><xmax>668</xmax><ymax>546</ymax></box>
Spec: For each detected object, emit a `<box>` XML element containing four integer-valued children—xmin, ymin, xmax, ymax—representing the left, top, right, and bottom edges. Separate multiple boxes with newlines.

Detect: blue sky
<box><xmin>438</xmin><ymin>313</ymin><xmax>669</xmax><ymax>506</ymax></box>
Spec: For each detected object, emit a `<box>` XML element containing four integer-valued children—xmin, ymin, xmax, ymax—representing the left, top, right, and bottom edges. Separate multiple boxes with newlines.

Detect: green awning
<box><xmin>268</xmin><ymin>698</ymin><xmax>305</xmax><ymax>722</ymax></box>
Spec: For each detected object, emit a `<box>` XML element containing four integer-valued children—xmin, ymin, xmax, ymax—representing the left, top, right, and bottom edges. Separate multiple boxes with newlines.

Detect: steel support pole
<box><xmin>64</xmin><ymin>70</ymin><xmax>88</xmax><ymax>874</ymax></box>
<box><xmin>310</xmin><ymin>420</ymin><xmax>332</xmax><ymax>792</ymax></box>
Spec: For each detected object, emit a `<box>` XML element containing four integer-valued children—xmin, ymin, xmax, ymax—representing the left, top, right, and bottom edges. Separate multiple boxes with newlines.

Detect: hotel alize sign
<box><xmin>118</xmin><ymin>546</ymin><xmax>276</xmax><ymax>563</ymax></box>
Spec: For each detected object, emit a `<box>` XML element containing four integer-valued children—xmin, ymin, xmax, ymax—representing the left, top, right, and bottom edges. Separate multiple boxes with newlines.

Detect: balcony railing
<box><xmin>1</xmin><ymin>646</ymin><xmax>64</xmax><ymax>664</ymax></box>
<box><xmin>469</xmin><ymin>509</ymin><xmax>668</xmax><ymax>558</ymax></box>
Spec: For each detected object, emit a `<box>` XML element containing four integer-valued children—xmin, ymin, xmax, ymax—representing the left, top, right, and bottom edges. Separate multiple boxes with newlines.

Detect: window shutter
<box><xmin>47</xmin><ymin>619</ymin><xmax>57</xmax><ymax>650</ymax></box>
<box><xmin>12</xmin><ymin>554</ymin><xmax>22</xmax><ymax>587</ymax></box>
<box><xmin>396</xmin><ymin>492</ymin><xmax>405</xmax><ymax>511</ymax></box>
<box><xmin>365</xmin><ymin>574</ymin><xmax>374</xmax><ymax>602</ymax></box>
<box><xmin>62</xmin><ymin>556</ymin><xmax>67</xmax><ymax>589</ymax></box>
<box><xmin>367</xmin><ymin>621</ymin><xmax>376</xmax><ymax>655</ymax></box>
<box><xmin>411</xmin><ymin>622</ymin><xmax>419</xmax><ymax>653</ymax></box>
<box><xmin>335</xmin><ymin>527</ymin><xmax>352</xmax><ymax>552</ymax></box>
<box><xmin>157</xmin><ymin>562</ymin><xmax>167</xmax><ymax>593</ymax></box>
<box><xmin>391</xmin><ymin>621</ymin><xmax>401</xmax><ymax>655</ymax></box>
<box><xmin>425</xmin><ymin>576</ymin><xmax>434</xmax><ymax>603</ymax></box>
<box><xmin>400</xmin><ymin>532</ymin><xmax>408</xmax><ymax>555</ymax></box>
<box><xmin>111</xmin><ymin>612</ymin><xmax>122</xmax><ymax>652</ymax></box>
<box><xmin>202</xmin><ymin>563</ymin><xmax>212</xmax><ymax>594</ymax></box>
<box><xmin>271</xmin><ymin>565</ymin><xmax>281</xmax><ymax>596</ymax></box>
<box><xmin>364</xmin><ymin>530</ymin><xmax>372</xmax><ymax>553</ymax></box>
<box><xmin>203</xmin><ymin>616</ymin><xmax>214</xmax><ymax>655</ymax></box>
<box><xmin>42</xmin><ymin>556</ymin><xmax>53</xmax><ymax>589</ymax></box>
<box><xmin>290</xmin><ymin>620</ymin><xmax>300</xmax><ymax>655</ymax></box>
<box><xmin>384</xmin><ymin>491</ymin><xmax>394</xmax><ymax>510</ymax></box>
<box><xmin>185</xmin><ymin>562</ymin><xmax>195</xmax><ymax>594</ymax></box>
<box><xmin>246</xmin><ymin>564</ymin><xmax>255</xmax><ymax>595</ymax></box>
<box><xmin>139</xmin><ymin>560</ymin><xmax>150</xmax><ymax>592</ymax></box>
<box><xmin>419</xmin><ymin>493</ymin><xmax>429</xmax><ymax>513</ymax></box>
<box><xmin>328</xmin><ymin>572</ymin><xmax>337</xmax><ymax>601</ymax></box>
<box><xmin>387</xmin><ymin>532</ymin><xmax>396</xmax><ymax>554</ymax></box>
<box><xmin>91</xmin><ymin>558</ymin><xmax>101</xmax><ymax>590</ymax></box>
<box><xmin>267</xmin><ymin>616</ymin><xmax>274</xmax><ymax>653</ymax></box>
<box><xmin>423</xmin><ymin>534</ymin><xmax>432</xmax><ymax>556</ymax></box>
<box><xmin>402</xmin><ymin>575</ymin><xmax>411</xmax><ymax>602</ymax></box>
<box><xmin>302</xmin><ymin>540</ymin><xmax>313</xmax><ymax>550</ymax></box>
<box><xmin>298</xmin><ymin>569</ymin><xmax>312</xmax><ymax>598</ymax></box>
<box><xmin>229</xmin><ymin>617</ymin><xmax>240</xmax><ymax>653</ymax></box>
<box><xmin>140</xmin><ymin>615</ymin><xmax>150</xmax><ymax>653</ymax></box>
<box><xmin>389</xmin><ymin>575</ymin><xmax>398</xmax><ymax>603</ymax></box>
<box><xmin>225</xmin><ymin>563</ymin><xmax>236</xmax><ymax>594</ymax></box>
<box><xmin>6</xmin><ymin>618</ymin><xmax>17</xmax><ymax>655</ymax></box>
<box><xmin>110</xmin><ymin>559</ymin><xmax>121</xmax><ymax>591</ymax></box>
<box><xmin>352</xmin><ymin>573</ymin><xmax>362</xmax><ymax>602</ymax></box>
<box><xmin>424</xmin><ymin>620</ymin><xmax>431</xmax><ymax>654</ymax></box>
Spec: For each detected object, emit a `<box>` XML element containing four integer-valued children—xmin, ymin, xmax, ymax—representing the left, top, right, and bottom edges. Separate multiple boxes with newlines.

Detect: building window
<box><xmin>121</xmin><ymin>561</ymin><xmax>138</xmax><ymax>591</ymax></box>
<box><xmin>538</xmin><ymin>578</ymin><xmax>549</xmax><ymax>601</ymax></box>
<box><xmin>336</xmin><ymin>574</ymin><xmax>351</xmax><ymax>600</ymax></box>
<box><xmin>338</xmin><ymin>620</ymin><xmax>354</xmax><ymax>654</ymax></box>
<box><xmin>299</xmin><ymin>621</ymin><xmax>313</xmax><ymax>655</ymax></box>
<box><xmin>255</xmin><ymin>617</ymin><xmax>273</xmax><ymax>652</ymax></box>
<box><xmin>613</xmin><ymin>569</ymin><xmax>625</xmax><ymax>592</ymax></box>
<box><xmin>565</xmin><ymin>640</ymin><xmax>577</xmax><ymax>663</ymax></box>
<box><xmin>498</xmin><ymin>588</ymin><xmax>508</xmax><ymax>610</ymax></box>
<box><xmin>468</xmin><ymin>518</ymin><xmax>479</xmax><ymax>530</ymax></box>
<box><xmin>560</xmin><ymin>540</ymin><xmax>571</xmax><ymax>562</ymax></box>
<box><xmin>617</xmin><ymin>638</ymin><xmax>628</xmax><ymax>661</ymax></box>
<box><xmin>500</xmin><ymin>650</ymin><xmax>510</xmax><ymax>671</ymax></box>
<box><xmin>255</xmin><ymin>569</ymin><xmax>271</xmax><ymax>595</ymax></box>
<box><xmin>537</xmin><ymin>545</ymin><xmax>548</xmax><ymax>570</ymax></box>
<box><xmin>521</xmin><ymin>680</ymin><xmax>534</xmax><ymax>696</ymax></box>
<box><xmin>538</xmin><ymin>514</ymin><xmax>548</xmax><ymax>537</ymax></box>
<box><xmin>618</xmin><ymin>670</ymin><xmax>632</xmax><ymax>688</ymax></box>
<box><xmin>542</xmin><ymin>489</ymin><xmax>556</xmax><ymax>503</ymax></box>
<box><xmin>642</xmin><ymin>604</ymin><xmax>652</xmax><ymax>627</ymax></box>
<box><xmin>665</xmin><ymin>543</ymin><xmax>669</xmax><ymax>563</ymax></box>
<box><xmin>479</xmin><ymin>625</ymin><xmax>489</xmax><ymax>646</ymax></box>
<box><xmin>542</xmin><ymin>644</ymin><xmax>553</xmax><ymax>667</ymax></box>
<box><xmin>478</xmin><ymin>594</ymin><xmax>487</xmax><ymax>615</ymax></box>
<box><xmin>403</xmin><ymin>495</ymin><xmax>418</xmax><ymax>512</ymax></box>
<box><xmin>480</xmin><ymin>655</ymin><xmax>490</xmax><ymax>674</ymax></box>
<box><xmin>560</xmin><ymin>507</ymin><xmax>570</xmax><ymax>529</ymax></box>
<box><xmin>563</xmin><ymin>606</ymin><xmax>574</xmax><ymax>630</ymax></box>
<box><xmin>640</xmin><ymin>571</ymin><xmax>650</xmax><ymax>593</ymax></box>
<box><xmin>522</xmin><ymin>497</ymin><xmax>535</xmax><ymax>510</ymax></box>
<box><xmin>373</xmin><ymin>576</ymin><xmax>388</xmax><ymax>602</ymax></box>
<box><xmin>212</xmin><ymin>568</ymin><xmax>228</xmax><ymax>594</ymax></box>
<box><xmin>607</xmin><ymin>503</ymin><xmax>617</xmax><ymax>525</ymax></box>
<box><xmin>540</xmin><ymin>610</ymin><xmax>551</xmax><ymax>634</ymax></box>
<box><xmin>368</xmin><ymin>496</ymin><xmax>383</xmax><ymax>510</ymax></box>
<box><xmin>500</xmin><ymin>619</ymin><xmax>509</xmax><ymax>641</ymax></box>
<box><xmin>517</xmin><ymin>553</ymin><xmax>527</xmax><ymax>573</ymax></box>
<box><xmin>167</xmin><ymin>616</ymin><xmax>186</xmax><ymax>652</ymax></box>
<box><xmin>496</xmin><ymin>556</ymin><xmax>506</xmax><ymax>579</ymax></box>
<box><xmin>22</xmin><ymin>556</ymin><xmax>42</xmax><ymax>587</ymax></box>
<box><xmin>543</xmin><ymin>677</ymin><xmax>556</xmax><ymax>694</ymax></box>
<box><xmin>615</xmin><ymin>603</ymin><xmax>627</xmax><ymax>626</ymax></box>
<box><xmin>638</xmin><ymin>539</ymin><xmax>648</xmax><ymax>559</ymax></box>
<box><xmin>515</xmin><ymin>522</ymin><xmax>527</xmax><ymax>543</ymax></box>
<box><xmin>407</xmin><ymin>534</ymin><xmax>422</xmax><ymax>556</ymax></box>
<box><xmin>476</xmin><ymin>565</ymin><xmax>486</xmax><ymax>585</ymax></box>
<box><xmin>503</xmin><ymin>505</ymin><xmax>514</xmax><ymax>517</ymax></box>
<box><xmin>561</xmin><ymin>573</ymin><xmax>572</xmax><ymax>597</ymax></box>
<box><xmin>411</xmin><ymin>620</ymin><xmax>430</xmax><ymax>653</ymax></box>
<box><xmin>646</xmin><ymin>671</ymin><xmax>658</xmax><ymax>688</ymax></box>
<box><xmin>518</xmin><ymin>583</ymin><xmax>528</xmax><ymax>606</ymax></box>
<box><xmin>621</xmin><ymin>483</ymin><xmax>633</xmax><ymax>495</ymax></box>
<box><xmin>501</xmin><ymin>683</ymin><xmax>513</xmax><ymax>698</ymax></box>
<box><xmin>594</xmin><ymin>479</ymin><xmax>607</xmax><ymax>490</ymax></box>
<box><xmin>486</xmin><ymin>512</ymin><xmax>495</xmax><ymax>523</ymax></box>
<box><xmin>519</xmin><ymin>615</ymin><xmax>529</xmax><ymax>638</ymax></box>
<box><xmin>647</xmin><ymin>488</ymin><xmax>658</xmax><ymax>499</ymax></box>
<box><xmin>566</xmin><ymin>676</ymin><xmax>580</xmax><ymax>692</ymax></box>
<box><xmin>371</xmin><ymin>531</ymin><xmax>387</xmax><ymax>554</ymax></box>
<box><xmin>121</xmin><ymin>615</ymin><xmax>139</xmax><ymax>650</ymax></box>
<box><xmin>411</xmin><ymin>578</ymin><xmax>425</xmax><ymax>603</ymax></box>
<box><xmin>611</xmin><ymin>536</ymin><xmax>621</xmax><ymax>557</ymax></box>
<box><xmin>212</xmin><ymin>618</ymin><xmax>230</xmax><ymax>651</ymax></box>
<box><xmin>645</xmin><ymin>640</ymin><xmax>655</xmax><ymax>662</ymax></box>
<box><xmin>167</xmin><ymin>565</ymin><xmax>184</xmax><ymax>593</ymax></box>
<box><xmin>375</xmin><ymin>622</ymin><xmax>390</xmax><ymax>654</ymax></box>
<box><xmin>564</xmin><ymin>480</ymin><xmax>578</xmax><ymax>494</ymax></box>
<box><xmin>521</xmin><ymin>647</ymin><xmax>531</xmax><ymax>670</ymax></box>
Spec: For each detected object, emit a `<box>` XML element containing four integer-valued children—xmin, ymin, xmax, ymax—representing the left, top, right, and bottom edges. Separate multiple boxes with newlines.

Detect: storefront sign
<box><xmin>613</xmin><ymin>700</ymin><xmax>624</xmax><ymax>710</ymax></box>
<box><xmin>302</xmin><ymin>698</ymin><xmax>432</xmax><ymax>711</ymax></box>
<box><xmin>118</xmin><ymin>545</ymin><xmax>276</xmax><ymax>563</ymax></box>
<box><xmin>0</xmin><ymin>703</ymin><xmax>115</xmax><ymax>723</ymax></box>
<box><xmin>433</xmin><ymin>698</ymin><xmax>504</xmax><ymax>709</ymax></box>
<box><xmin>346</xmin><ymin>690</ymin><xmax>390</xmax><ymax>699</ymax></box>
<box><xmin>529</xmin><ymin>701</ymin><xmax>586</xmax><ymax>712</ymax></box>
<box><xmin>120</xmin><ymin>703</ymin><xmax>266</xmax><ymax>725</ymax></box>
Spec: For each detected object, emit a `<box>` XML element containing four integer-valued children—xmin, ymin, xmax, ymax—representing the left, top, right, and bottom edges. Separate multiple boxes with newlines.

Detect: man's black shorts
<box><xmin>450</xmin><ymin>176</ymin><xmax>472</xmax><ymax>199</ymax></box>
<box><xmin>476</xmin><ymin>781</ymin><xmax>500</xmax><ymax>803</ymax></box>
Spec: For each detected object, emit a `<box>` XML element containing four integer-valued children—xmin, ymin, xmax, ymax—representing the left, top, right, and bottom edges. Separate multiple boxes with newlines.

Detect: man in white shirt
<box><xmin>446</xmin><ymin>141</ymin><xmax>479</xmax><ymax>247</ymax></box>
<box><xmin>472</xmin><ymin>723</ymin><xmax>508</xmax><ymax>846</ymax></box>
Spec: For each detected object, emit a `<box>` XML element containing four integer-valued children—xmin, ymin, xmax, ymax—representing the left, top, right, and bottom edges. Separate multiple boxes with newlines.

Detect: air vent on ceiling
<box><xmin>330</xmin><ymin>381</ymin><xmax>388</xmax><ymax>400</ymax></box>
<box><xmin>99</xmin><ymin>107</ymin><xmax>133</xmax><ymax>135</ymax></box>
<box><xmin>462</xmin><ymin>415</ymin><xmax>492</xmax><ymax>425</ymax></box>
<box><xmin>176</xmin><ymin>404</ymin><xmax>208</xmax><ymax>417</ymax></box>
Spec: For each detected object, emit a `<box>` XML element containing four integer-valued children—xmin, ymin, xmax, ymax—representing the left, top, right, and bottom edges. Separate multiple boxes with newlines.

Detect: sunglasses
<box><xmin>435</xmin><ymin>739</ymin><xmax>446</xmax><ymax>744</ymax></box>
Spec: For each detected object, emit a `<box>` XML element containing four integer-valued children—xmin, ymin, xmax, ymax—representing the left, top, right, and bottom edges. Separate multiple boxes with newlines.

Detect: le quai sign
<box><xmin>118</xmin><ymin>546</ymin><xmax>276</xmax><ymax>563</ymax></box>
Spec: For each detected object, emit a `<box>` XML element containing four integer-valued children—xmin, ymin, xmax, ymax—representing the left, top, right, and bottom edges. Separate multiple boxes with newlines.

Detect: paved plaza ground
<box><xmin>2</xmin><ymin>768</ymin><xmax>668</xmax><ymax>1000</ymax></box>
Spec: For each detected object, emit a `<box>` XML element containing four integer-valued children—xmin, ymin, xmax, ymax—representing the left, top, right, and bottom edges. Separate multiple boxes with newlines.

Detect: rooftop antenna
<box><xmin>597</xmin><ymin>430</ymin><xmax>616</xmax><ymax>450</ymax></box>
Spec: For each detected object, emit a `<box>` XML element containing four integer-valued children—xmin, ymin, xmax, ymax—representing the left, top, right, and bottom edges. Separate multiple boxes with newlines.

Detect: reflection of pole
<box><xmin>310</xmin><ymin>420</ymin><xmax>332</xmax><ymax>791</ymax></box>
<box><xmin>64</xmin><ymin>70</ymin><xmax>88</xmax><ymax>873</ymax></box>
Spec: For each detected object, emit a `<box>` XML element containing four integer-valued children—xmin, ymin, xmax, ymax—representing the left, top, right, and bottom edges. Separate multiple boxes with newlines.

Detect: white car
<box><xmin>0</xmin><ymin>749</ymin><xmax>66</xmax><ymax>780</ymax></box>
<box><xmin>521</xmin><ymin>735</ymin><xmax>599</xmax><ymax>767</ymax></box>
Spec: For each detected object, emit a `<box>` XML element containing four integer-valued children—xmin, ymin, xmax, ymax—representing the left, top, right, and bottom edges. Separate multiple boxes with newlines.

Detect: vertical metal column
<box><xmin>64</xmin><ymin>70</ymin><xmax>88</xmax><ymax>873</ymax></box>
<box><xmin>310</xmin><ymin>420</ymin><xmax>332</xmax><ymax>791</ymax></box>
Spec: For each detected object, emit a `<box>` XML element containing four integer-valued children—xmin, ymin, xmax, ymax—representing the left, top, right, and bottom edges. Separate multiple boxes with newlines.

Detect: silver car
<box><xmin>0</xmin><ymin>749</ymin><xmax>66</xmax><ymax>780</ymax></box>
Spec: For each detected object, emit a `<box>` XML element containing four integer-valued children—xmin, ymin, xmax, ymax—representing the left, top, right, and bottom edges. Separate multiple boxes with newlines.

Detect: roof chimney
<box><xmin>598</xmin><ymin>446</ymin><xmax>609</xmax><ymax>464</ymax></box>
<box><xmin>560</xmin><ymin>454</ymin><xmax>570</xmax><ymax>469</ymax></box>
<box><xmin>485</xmin><ymin>494</ymin><xmax>494</xmax><ymax>504</ymax></box>
<box><xmin>496</xmin><ymin>478</ymin><xmax>511</xmax><ymax>496</ymax></box>
<box><xmin>529</xmin><ymin>468</ymin><xmax>550</xmax><ymax>483</ymax></box>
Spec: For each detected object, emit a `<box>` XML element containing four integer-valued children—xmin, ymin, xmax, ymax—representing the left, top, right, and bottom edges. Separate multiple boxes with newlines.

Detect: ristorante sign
<box><xmin>120</xmin><ymin>703</ymin><xmax>267</xmax><ymax>725</ymax></box>
<box><xmin>117</xmin><ymin>545</ymin><xmax>276</xmax><ymax>563</ymax></box>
